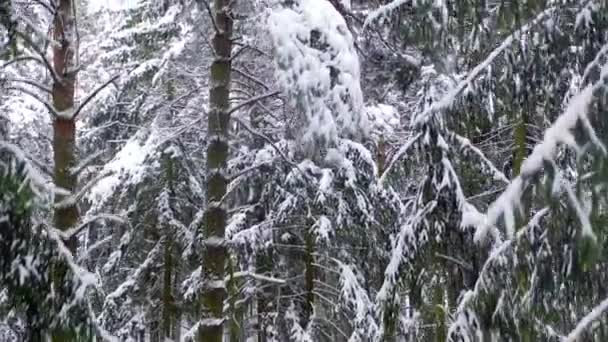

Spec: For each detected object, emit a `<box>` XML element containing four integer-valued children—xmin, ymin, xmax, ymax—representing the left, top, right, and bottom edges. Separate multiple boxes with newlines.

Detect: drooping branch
<box><xmin>5</xmin><ymin>86</ymin><xmax>58</xmax><ymax>117</ymax></box>
<box><xmin>412</xmin><ymin>5</ymin><xmax>559</xmax><ymax>127</ymax></box>
<box><xmin>226</xmin><ymin>271</ymin><xmax>286</xmax><ymax>285</ymax></box>
<box><xmin>565</xmin><ymin>297</ymin><xmax>608</xmax><ymax>342</ymax></box>
<box><xmin>5</xmin><ymin>77</ymin><xmax>53</xmax><ymax>93</ymax></box>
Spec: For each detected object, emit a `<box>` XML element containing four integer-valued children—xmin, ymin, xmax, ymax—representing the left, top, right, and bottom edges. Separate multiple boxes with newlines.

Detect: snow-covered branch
<box><xmin>448</xmin><ymin>208</ymin><xmax>549</xmax><ymax>338</ymax></box>
<box><xmin>413</xmin><ymin>5</ymin><xmax>557</xmax><ymax>126</ymax></box>
<box><xmin>379</xmin><ymin>132</ymin><xmax>421</xmax><ymax>185</ymax></box>
<box><xmin>476</xmin><ymin>63</ymin><xmax>608</xmax><ymax>242</ymax></box>
<box><xmin>364</xmin><ymin>0</ymin><xmax>411</xmax><ymax>28</ymax></box>
<box><xmin>0</xmin><ymin>141</ymin><xmax>66</xmax><ymax>197</ymax></box>
<box><xmin>71</xmin><ymin>74</ymin><xmax>121</xmax><ymax>120</ymax></box>
<box><xmin>565</xmin><ymin>297</ymin><xmax>608</xmax><ymax>342</ymax></box>
<box><xmin>226</xmin><ymin>271</ymin><xmax>286</xmax><ymax>285</ymax></box>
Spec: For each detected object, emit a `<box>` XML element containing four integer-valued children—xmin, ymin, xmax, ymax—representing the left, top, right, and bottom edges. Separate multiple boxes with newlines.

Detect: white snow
<box><xmin>366</xmin><ymin>104</ymin><xmax>400</xmax><ymax>137</ymax></box>
<box><xmin>88</xmin><ymin>0</ymin><xmax>138</xmax><ymax>13</ymax></box>
<box><xmin>364</xmin><ymin>0</ymin><xmax>411</xmax><ymax>27</ymax></box>
<box><xmin>268</xmin><ymin>0</ymin><xmax>366</xmax><ymax>149</ymax></box>
<box><xmin>478</xmin><ymin>64</ymin><xmax>605</xmax><ymax>242</ymax></box>
<box><xmin>413</xmin><ymin>6</ymin><xmax>556</xmax><ymax>126</ymax></box>
<box><xmin>565</xmin><ymin>297</ymin><xmax>608</xmax><ymax>342</ymax></box>
<box><xmin>337</xmin><ymin>261</ymin><xmax>379</xmax><ymax>340</ymax></box>
<box><xmin>87</xmin><ymin>128</ymin><xmax>159</xmax><ymax>207</ymax></box>
<box><xmin>313</xmin><ymin>215</ymin><xmax>332</xmax><ymax>242</ymax></box>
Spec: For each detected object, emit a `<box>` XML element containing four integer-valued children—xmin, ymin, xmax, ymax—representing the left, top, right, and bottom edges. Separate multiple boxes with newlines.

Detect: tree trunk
<box><xmin>162</xmin><ymin>148</ymin><xmax>177</xmax><ymax>340</ymax></box>
<box><xmin>250</xmin><ymin>102</ymin><xmax>269</xmax><ymax>342</ymax></box>
<box><xmin>377</xmin><ymin>137</ymin><xmax>387</xmax><ymax>175</ymax></box>
<box><xmin>197</xmin><ymin>0</ymin><xmax>234</xmax><ymax>340</ymax></box>
<box><xmin>512</xmin><ymin>109</ymin><xmax>528</xmax><ymax>177</ymax></box>
<box><xmin>51</xmin><ymin>0</ymin><xmax>79</xmax><ymax>340</ymax></box>
<box><xmin>162</xmin><ymin>236</ymin><xmax>174</xmax><ymax>339</ymax></box>
<box><xmin>302</xmin><ymin>229</ymin><xmax>315</xmax><ymax>329</ymax></box>
<box><xmin>52</xmin><ymin>0</ymin><xmax>78</xmax><ymax>248</ymax></box>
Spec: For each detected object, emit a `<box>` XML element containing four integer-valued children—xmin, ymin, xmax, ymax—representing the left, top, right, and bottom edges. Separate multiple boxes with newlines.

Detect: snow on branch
<box><xmin>447</xmin><ymin>131</ymin><xmax>509</xmax><ymax>184</ymax></box>
<box><xmin>565</xmin><ymin>297</ymin><xmax>608</xmax><ymax>342</ymax></box>
<box><xmin>413</xmin><ymin>5</ymin><xmax>557</xmax><ymax>127</ymax></box>
<box><xmin>57</xmin><ymin>213</ymin><xmax>128</xmax><ymax>240</ymax></box>
<box><xmin>228</xmin><ymin>90</ymin><xmax>280</xmax><ymax>114</ymax></box>
<box><xmin>45</xmin><ymin>226</ymin><xmax>118</xmax><ymax>341</ymax></box>
<box><xmin>376</xmin><ymin>200</ymin><xmax>435</xmax><ymax>305</ymax></box>
<box><xmin>379</xmin><ymin>132</ymin><xmax>421</xmax><ymax>185</ymax></box>
<box><xmin>268</xmin><ymin>0</ymin><xmax>366</xmax><ymax>149</ymax></box>
<box><xmin>448</xmin><ymin>208</ymin><xmax>549</xmax><ymax>339</ymax></box>
<box><xmin>55</xmin><ymin>170</ymin><xmax>114</xmax><ymax>210</ymax></box>
<box><xmin>364</xmin><ymin>0</ymin><xmax>411</xmax><ymax>28</ymax></box>
<box><xmin>334</xmin><ymin>260</ymin><xmax>380</xmax><ymax>340</ymax></box>
<box><xmin>226</xmin><ymin>271</ymin><xmax>286</xmax><ymax>285</ymax></box>
<box><xmin>582</xmin><ymin>43</ymin><xmax>608</xmax><ymax>84</ymax></box>
<box><xmin>70</xmin><ymin>74</ymin><xmax>121</xmax><ymax>120</ymax></box>
<box><xmin>440</xmin><ymin>153</ymin><xmax>490</xmax><ymax>235</ymax></box>
<box><xmin>99</xmin><ymin>241</ymin><xmax>162</xmax><ymax>323</ymax></box>
<box><xmin>5</xmin><ymin>85</ymin><xmax>58</xmax><ymax>117</ymax></box>
<box><xmin>0</xmin><ymin>142</ymin><xmax>67</xmax><ymax>198</ymax></box>
<box><xmin>476</xmin><ymin>64</ymin><xmax>608</xmax><ymax>242</ymax></box>
<box><xmin>88</xmin><ymin>126</ymin><xmax>159</xmax><ymax>209</ymax></box>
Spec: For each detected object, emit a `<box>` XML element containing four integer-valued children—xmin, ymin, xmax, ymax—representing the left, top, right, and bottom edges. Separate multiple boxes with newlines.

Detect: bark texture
<box><xmin>51</xmin><ymin>1</ymin><xmax>79</xmax><ymax>340</ymax></box>
<box><xmin>198</xmin><ymin>0</ymin><xmax>234</xmax><ymax>340</ymax></box>
<box><xmin>52</xmin><ymin>0</ymin><xmax>78</xmax><ymax>246</ymax></box>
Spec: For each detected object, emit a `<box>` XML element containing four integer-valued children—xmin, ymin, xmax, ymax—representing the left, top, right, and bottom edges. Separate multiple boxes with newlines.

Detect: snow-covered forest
<box><xmin>1</xmin><ymin>0</ymin><xmax>608</xmax><ymax>340</ymax></box>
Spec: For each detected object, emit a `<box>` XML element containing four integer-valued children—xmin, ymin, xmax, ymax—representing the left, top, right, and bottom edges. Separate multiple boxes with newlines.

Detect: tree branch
<box><xmin>195</xmin><ymin>0</ymin><xmax>219</xmax><ymax>34</ymax></box>
<box><xmin>58</xmin><ymin>214</ymin><xmax>128</xmax><ymax>241</ymax></box>
<box><xmin>435</xmin><ymin>253</ymin><xmax>474</xmax><ymax>273</ymax></box>
<box><xmin>565</xmin><ymin>297</ymin><xmax>608</xmax><ymax>342</ymax></box>
<box><xmin>226</xmin><ymin>271</ymin><xmax>286</xmax><ymax>285</ymax></box>
<box><xmin>71</xmin><ymin>74</ymin><xmax>120</xmax><ymax>120</ymax></box>
<box><xmin>230</xmin><ymin>116</ymin><xmax>300</xmax><ymax>171</ymax></box>
<box><xmin>6</xmin><ymin>86</ymin><xmax>58</xmax><ymax>117</ymax></box>
<box><xmin>228</xmin><ymin>90</ymin><xmax>280</xmax><ymax>115</ymax></box>
<box><xmin>6</xmin><ymin>77</ymin><xmax>53</xmax><ymax>93</ymax></box>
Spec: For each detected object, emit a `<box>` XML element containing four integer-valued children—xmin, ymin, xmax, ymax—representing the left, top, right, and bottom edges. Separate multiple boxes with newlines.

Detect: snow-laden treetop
<box><xmin>268</xmin><ymin>0</ymin><xmax>367</xmax><ymax>152</ymax></box>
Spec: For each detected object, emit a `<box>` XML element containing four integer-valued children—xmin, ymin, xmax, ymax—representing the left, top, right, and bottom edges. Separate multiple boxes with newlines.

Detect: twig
<box><xmin>230</xmin><ymin>116</ymin><xmax>300</xmax><ymax>172</ymax></box>
<box><xmin>228</xmin><ymin>90</ymin><xmax>280</xmax><ymax>114</ymax></box>
<box><xmin>435</xmin><ymin>252</ymin><xmax>474</xmax><ymax>272</ymax></box>
<box><xmin>72</xmin><ymin>74</ymin><xmax>121</xmax><ymax>119</ymax></box>
<box><xmin>6</xmin><ymin>77</ymin><xmax>53</xmax><ymax>93</ymax></box>
<box><xmin>196</xmin><ymin>0</ymin><xmax>220</xmax><ymax>34</ymax></box>
<box><xmin>6</xmin><ymin>86</ymin><xmax>58</xmax><ymax>117</ymax></box>
<box><xmin>226</xmin><ymin>271</ymin><xmax>286</xmax><ymax>285</ymax></box>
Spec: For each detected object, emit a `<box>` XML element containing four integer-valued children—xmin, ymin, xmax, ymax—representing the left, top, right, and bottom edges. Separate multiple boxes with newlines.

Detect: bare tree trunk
<box><xmin>51</xmin><ymin>0</ymin><xmax>79</xmax><ymax>340</ymax></box>
<box><xmin>51</xmin><ymin>0</ymin><xmax>79</xmax><ymax>342</ymax></box>
<box><xmin>302</xmin><ymin>229</ymin><xmax>315</xmax><ymax>329</ymax></box>
<box><xmin>197</xmin><ymin>0</ymin><xmax>234</xmax><ymax>340</ymax></box>
<box><xmin>162</xmin><ymin>236</ymin><xmax>175</xmax><ymax>339</ymax></box>
<box><xmin>512</xmin><ymin>108</ymin><xmax>528</xmax><ymax>177</ymax></box>
<box><xmin>52</xmin><ymin>0</ymin><xmax>78</xmax><ymax>249</ymax></box>
<box><xmin>377</xmin><ymin>137</ymin><xmax>387</xmax><ymax>175</ymax></box>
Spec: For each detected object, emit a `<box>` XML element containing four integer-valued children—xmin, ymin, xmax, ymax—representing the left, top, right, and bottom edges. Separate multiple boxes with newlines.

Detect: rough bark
<box><xmin>197</xmin><ymin>0</ymin><xmax>234</xmax><ymax>340</ymax></box>
<box><xmin>162</xmin><ymin>236</ymin><xmax>175</xmax><ymax>339</ymax></box>
<box><xmin>512</xmin><ymin>109</ymin><xmax>528</xmax><ymax>177</ymax></box>
<box><xmin>162</xmin><ymin>131</ymin><xmax>177</xmax><ymax>341</ymax></box>
<box><xmin>52</xmin><ymin>0</ymin><xmax>78</xmax><ymax>248</ymax></box>
<box><xmin>302</xmin><ymin>229</ymin><xmax>315</xmax><ymax>329</ymax></box>
<box><xmin>51</xmin><ymin>0</ymin><xmax>79</xmax><ymax>340</ymax></box>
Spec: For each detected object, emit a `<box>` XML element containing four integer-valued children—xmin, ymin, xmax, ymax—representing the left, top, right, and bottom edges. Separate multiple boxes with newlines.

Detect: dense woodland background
<box><xmin>2</xmin><ymin>0</ymin><xmax>608</xmax><ymax>341</ymax></box>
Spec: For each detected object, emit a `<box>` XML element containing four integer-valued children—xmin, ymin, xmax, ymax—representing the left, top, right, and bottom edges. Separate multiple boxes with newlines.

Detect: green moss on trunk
<box><xmin>197</xmin><ymin>0</ymin><xmax>234</xmax><ymax>340</ymax></box>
